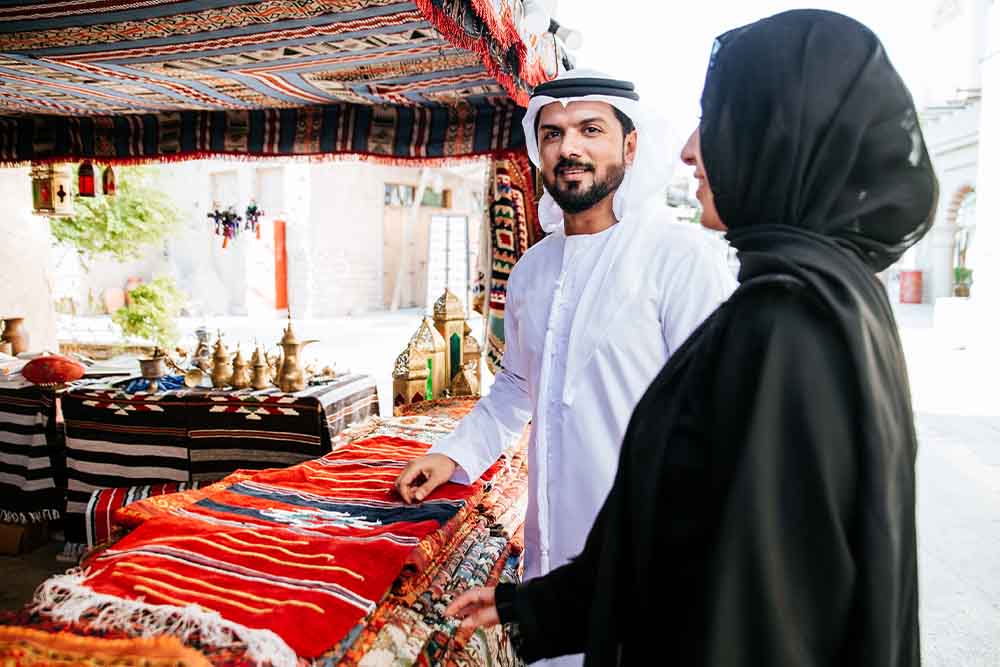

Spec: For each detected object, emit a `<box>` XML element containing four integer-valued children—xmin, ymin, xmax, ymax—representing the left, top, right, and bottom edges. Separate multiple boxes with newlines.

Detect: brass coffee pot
<box><xmin>210</xmin><ymin>334</ymin><xmax>233</xmax><ymax>388</ymax></box>
<box><xmin>276</xmin><ymin>317</ymin><xmax>317</xmax><ymax>393</ymax></box>
<box><xmin>250</xmin><ymin>345</ymin><xmax>271</xmax><ymax>390</ymax></box>
<box><xmin>231</xmin><ymin>345</ymin><xmax>250</xmax><ymax>390</ymax></box>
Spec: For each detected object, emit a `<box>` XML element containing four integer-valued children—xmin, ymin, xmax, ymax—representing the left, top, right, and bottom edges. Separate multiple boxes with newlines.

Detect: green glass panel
<box><xmin>450</xmin><ymin>333</ymin><xmax>461</xmax><ymax>379</ymax></box>
<box><xmin>426</xmin><ymin>358</ymin><xmax>433</xmax><ymax>398</ymax></box>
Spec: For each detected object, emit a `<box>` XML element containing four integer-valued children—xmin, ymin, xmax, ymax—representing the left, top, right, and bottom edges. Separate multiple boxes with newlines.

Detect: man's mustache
<box><xmin>555</xmin><ymin>159</ymin><xmax>595</xmax><ymax>174</ymax></box>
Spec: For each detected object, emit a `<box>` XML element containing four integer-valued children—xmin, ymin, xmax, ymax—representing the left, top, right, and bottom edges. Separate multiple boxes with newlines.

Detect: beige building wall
<box><xmin>303</xmin><ymin>162</ymin><xmax>485</xmax><ymax>317</ymax></box>
<box><xmin>0</xmin><ymin>167</ymin><xmax>58</xmax><ymax>352</ymax></box>
<box><xmin>45</xmin><ymin>159</ymin><xmax>486</xmax><ymax>321</ymax></box>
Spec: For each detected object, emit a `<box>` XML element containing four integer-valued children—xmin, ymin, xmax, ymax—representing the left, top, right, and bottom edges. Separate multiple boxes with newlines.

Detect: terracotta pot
<box><xmin>1</xmin><ymin>317</ymin><xmax>28</xmax><ymax>355</ymax></box>
<box><xmin>103</xmin><ymin>288</ymin><xmax>126</xmax><ymax>314</ymax></box>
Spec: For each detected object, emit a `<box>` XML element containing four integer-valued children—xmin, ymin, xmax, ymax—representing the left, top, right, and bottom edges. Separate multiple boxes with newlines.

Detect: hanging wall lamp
<box><xmin>77</xmin><ymin>160</ymin><xmax>95</xmax><ymax>197</ymax></box>
<box><xmin>102</xmin><ymin>165</ymin><xmax>116</xmax><ymax>196</ymax></box>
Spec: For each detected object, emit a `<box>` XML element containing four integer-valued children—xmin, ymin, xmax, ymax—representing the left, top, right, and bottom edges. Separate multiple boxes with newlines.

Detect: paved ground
<box><xmin>896</xmin><ymin>304</ymin><xmax>1000</xmax><ymax>666</ymax></box>
<box><xmin>1</xmin><ymin>305</ymin><xmax>997</xmax><ymax>665</ymax></box>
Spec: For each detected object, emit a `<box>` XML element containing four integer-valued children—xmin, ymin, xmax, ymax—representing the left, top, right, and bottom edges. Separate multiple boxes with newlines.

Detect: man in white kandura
<box><xmin>395</xmin><ymin>69</ymin><xmax>736</xmax><ymax>666</ymax></box>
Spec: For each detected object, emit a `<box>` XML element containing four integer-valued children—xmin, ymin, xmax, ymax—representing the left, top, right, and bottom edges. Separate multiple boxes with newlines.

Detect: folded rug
<box><xmin>33</xmin><ymin>435</ymin><xmax>502</xmax><ymax>667</ymax></box>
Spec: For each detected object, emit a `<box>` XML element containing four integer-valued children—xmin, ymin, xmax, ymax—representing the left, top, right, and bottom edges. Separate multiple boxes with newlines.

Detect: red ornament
<box><xmin>102</xmin><ymin>166</ymin><xmax>116</xmax><ymax>196</ymax></box>
<box><xmin>78</xmin><ymin>160</ymin><xmax>95</xmax><ymax>197</ymax></box>
<box><xmin>22</xmin><ymin>355</ymin><xmax>85</xmax><ymax>387</ymax></box>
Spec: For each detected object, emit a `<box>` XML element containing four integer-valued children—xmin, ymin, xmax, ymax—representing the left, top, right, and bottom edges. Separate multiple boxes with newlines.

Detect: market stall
<box><xmin>0</xmin><ymin>1</ymin><xmax>563</xmax><ymax>664</ymax></box>
<box><xmin>4</xmin><ymin>400</ymin><xmax>530</xmax><ymax>667</ymax></box>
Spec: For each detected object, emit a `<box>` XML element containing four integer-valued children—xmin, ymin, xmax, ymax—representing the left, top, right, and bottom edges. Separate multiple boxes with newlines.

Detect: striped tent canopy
<box><xmin>0</xmin><ymin>0</ymin><xmax>568</xmax><ymax>164</ymax></box>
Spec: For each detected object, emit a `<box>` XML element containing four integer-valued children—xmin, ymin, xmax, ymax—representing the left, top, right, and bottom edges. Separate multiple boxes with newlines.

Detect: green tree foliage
<box><xmin>49</xmin><ymin>166</ymin><xmax>180</xmax><ymax>267</ymax></box>
<box><xmin>111</xmin><ymin>276</ymin><xmax>184</xmax><ymax>348</ymax></box>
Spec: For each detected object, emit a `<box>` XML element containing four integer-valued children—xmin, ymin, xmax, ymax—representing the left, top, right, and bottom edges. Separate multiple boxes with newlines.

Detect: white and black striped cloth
<box><xmin>61</xmin><ymin>374</ymin><xmax>378</xmax><ymax>542</ymax></box>
<box><xmin>0</xmin><ymin>385</ymin><xmax>61</xmax><ymax>524</ymax></box>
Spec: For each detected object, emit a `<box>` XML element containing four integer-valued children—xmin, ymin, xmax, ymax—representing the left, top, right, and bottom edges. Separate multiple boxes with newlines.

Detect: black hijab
<box><xmin>579</xmin><ymin>9</ymin><xmax>937</xmax><ymax>666</ymax></box>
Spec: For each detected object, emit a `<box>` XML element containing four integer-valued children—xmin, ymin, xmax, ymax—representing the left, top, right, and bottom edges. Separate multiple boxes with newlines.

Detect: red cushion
<box><xmin>22</xmin><ymin>355</ymin><xmax>85</xmax><ymax>386</ymax></box>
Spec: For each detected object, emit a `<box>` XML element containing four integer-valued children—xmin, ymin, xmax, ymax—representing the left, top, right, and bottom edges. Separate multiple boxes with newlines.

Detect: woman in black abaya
<box><xmin>447</xmin><ymin>9</ymin><xmax>937</xmax><ymax>666</ymax></box>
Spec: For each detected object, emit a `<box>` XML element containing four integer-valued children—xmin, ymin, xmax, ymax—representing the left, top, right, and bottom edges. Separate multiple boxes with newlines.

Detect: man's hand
<box><xmin>394</xmin><ymin>453</ymin><xmax>457</xmax><ymax>503</ymax></box>
<box><xmin>446</xmin><ymin>586</ymin><xmax>499</xmax><ymax>633</ymax></box>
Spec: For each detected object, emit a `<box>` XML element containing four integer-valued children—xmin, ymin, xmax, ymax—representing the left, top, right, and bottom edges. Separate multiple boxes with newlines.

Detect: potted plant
<box><xmin>953</xmin><ymin>266</ymin><xmax>973</xmax><ymax>298</ymax></box>
<box><xmin>111</xmin><ymin>276</ymin><xmax>185</xmax><ymax>350</ymax></box>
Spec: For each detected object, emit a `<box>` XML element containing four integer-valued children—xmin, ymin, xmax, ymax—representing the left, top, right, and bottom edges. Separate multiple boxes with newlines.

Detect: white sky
<box><xmin>556</xmin><ymin>1</ymin><xmax>937</xmax><ymax>139</ymax></box>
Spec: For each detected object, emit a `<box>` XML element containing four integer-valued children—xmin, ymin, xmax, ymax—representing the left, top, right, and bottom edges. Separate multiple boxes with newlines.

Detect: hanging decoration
<box><xmin>47</xmin><ymin>164</ymin><xmax>74</xmax><ymax>217</ymax></box>
<box><xmin>207</xmin><ymin>205</ymin><xmax>242</xmax><ymax>249</ymax></box>
<box><xmin>77</xmin><ymin>160</ymin><xmax>95</xmax><ymax>198</ymax></box>
<box><xmin>244</xmin><ymin>200</ymin><xmax>264</xmax><ymax>240</ymax></box>
<box><xmin>102</xmin><ymin>166</ymin><xmax>116</xmax><ymax>196</ymax></box>
<box><xmin>31</xmin><ymin>163</ymin><xmax>55</xmax><ymax>215</ymax></box>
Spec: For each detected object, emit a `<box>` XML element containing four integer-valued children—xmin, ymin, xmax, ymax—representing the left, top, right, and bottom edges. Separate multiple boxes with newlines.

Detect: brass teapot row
<box><xmin>188</xmin><ymin>319</ymin><xmax>318</xmax><ymax>393</ymax></box>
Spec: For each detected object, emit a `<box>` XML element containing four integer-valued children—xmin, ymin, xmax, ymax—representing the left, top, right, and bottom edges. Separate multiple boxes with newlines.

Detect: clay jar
<box><xmin>1</xmin><ymin>317</ymin><xmax>29</xmax><ymax>355</ymax></box>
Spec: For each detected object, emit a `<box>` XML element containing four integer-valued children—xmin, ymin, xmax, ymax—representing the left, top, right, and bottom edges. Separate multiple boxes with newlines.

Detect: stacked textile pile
<box><xmin>9</xmin><ymin>400</ymin><xmax>528</xmax><ymax>667</ymax></box>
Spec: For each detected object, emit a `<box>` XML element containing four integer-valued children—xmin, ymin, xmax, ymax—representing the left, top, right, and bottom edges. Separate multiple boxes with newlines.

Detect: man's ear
<box><xmin>624</xmin><ymin>130</ymin><xmax>638</xmax><ymax>166</ymax></box>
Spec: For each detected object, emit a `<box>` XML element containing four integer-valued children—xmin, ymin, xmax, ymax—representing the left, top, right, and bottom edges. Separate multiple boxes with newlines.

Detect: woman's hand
<box><xmin>446</xmin><ymin>586</ymin><xmax>500</xmax><ymax>632</ymax></box>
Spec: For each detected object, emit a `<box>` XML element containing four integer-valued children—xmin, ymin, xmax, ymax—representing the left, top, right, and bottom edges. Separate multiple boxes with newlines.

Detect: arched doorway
<box><xmin>948</xmin><ymin>186</ymin><xmax>976</xmax><ymax>296</ymax></box>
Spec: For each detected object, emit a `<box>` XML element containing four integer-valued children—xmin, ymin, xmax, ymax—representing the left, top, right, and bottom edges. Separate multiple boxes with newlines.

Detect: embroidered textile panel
<box><xmin>0</xmin><ymin>103</ymin><xmax>527</xmax><ymax>165</ymax></box>
<box><xmin>484</xmin><ymin>152</ymin><xmax>542</xmax><ymax>373</ymax></box>
<box><xmin>0</xmin><ymin>1</ymin><xmax>564</xmax><ymax>118</ymax></box>
<box><xmin>0</xmin><ymin>387</ymin><xmax>62</xmax><ymax>524</ymax></box>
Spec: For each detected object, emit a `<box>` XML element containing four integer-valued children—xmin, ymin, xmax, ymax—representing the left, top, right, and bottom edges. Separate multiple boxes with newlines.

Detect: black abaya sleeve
<box><xmin>699</xmin><ymin>287</ymin><xmax>860</xmax><ymax>665</ymax></box>
<box><xmin>499</xmin><ymin>492</ymin><xmax>610</xmax><ymax>662</ymax></box>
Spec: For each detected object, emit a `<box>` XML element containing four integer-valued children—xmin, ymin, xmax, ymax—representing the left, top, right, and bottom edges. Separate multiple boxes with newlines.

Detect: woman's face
<box><xmin>681</xmin><ymin>128</ymin><xmax>726</xmax><ymax>231</ymax></box>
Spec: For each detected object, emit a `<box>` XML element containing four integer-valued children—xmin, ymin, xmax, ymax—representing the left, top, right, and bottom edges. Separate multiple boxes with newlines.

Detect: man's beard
<box><xmin>542</xmin><ymin>158</ymin><xmax>627</xmax><ymax>214</ymax></box>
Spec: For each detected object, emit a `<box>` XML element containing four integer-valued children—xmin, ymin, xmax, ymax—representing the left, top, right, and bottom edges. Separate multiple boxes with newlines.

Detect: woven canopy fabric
<box><xmin>0</xmin><ymin>0</ymin><xmax>566</xmax><ymax>164</ymax></box>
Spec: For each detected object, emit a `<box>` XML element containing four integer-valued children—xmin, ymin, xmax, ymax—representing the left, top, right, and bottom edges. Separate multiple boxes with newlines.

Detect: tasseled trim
<box><xmin>30</xmin><ymin>569</ymin><xmax>297</xmax><ymax>667</ymax></box>
<box><xmin>1</xmin><ymin>149</ymin><xmax>515</xmax><ymax>169</ymax></box>
<box><xmin>413</xmin><ymin>0</ymin><xmax>533</xmax><ymax>106</ymax></box>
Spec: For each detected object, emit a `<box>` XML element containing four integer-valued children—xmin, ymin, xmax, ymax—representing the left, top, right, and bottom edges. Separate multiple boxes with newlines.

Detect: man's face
<box><xmin>680</xmin><ymin>127</ymin><xmax>726</xmax><ymax>231</ymax></box>
<box><xmin>536</xmin><ymin>101</ymin><xmax>637</xmax><ymax>214</ymax></box>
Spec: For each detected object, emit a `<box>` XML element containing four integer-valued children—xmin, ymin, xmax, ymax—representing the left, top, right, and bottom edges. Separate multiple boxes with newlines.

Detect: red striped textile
<box><xmin>64</xmin><ymin>436</ymin><xmax>501</xmax><ymax>660</ymax></box>
<box><xmin>85</xmin><ymin>483</ymin><xmax>199</xmax><ymax>547</ymax></box>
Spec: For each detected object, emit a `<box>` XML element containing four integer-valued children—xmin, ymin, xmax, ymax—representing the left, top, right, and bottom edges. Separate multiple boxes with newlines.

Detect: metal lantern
<box><xmin>51</xmin><ymin>164</ymin><xmax>74</xmax><ymax>216</ymax></box>
<box><xmin>31</xmin><ymin>163</ymin><xmax>74</xmax><ymax>217</ymax></box>
<box><xmin>77</xmin><ymin>160</ymin><xmax>95</xmax><ymax>197</ymax></box>
<box><xmin>31</xmin><ymin>163</ymin><xmax>55</xmax><ymax>214</ymax></box>
<box><xmin>102</xmin><ymin>165</ymin><xmax>116</xmax><ymax>196</ymax></box>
